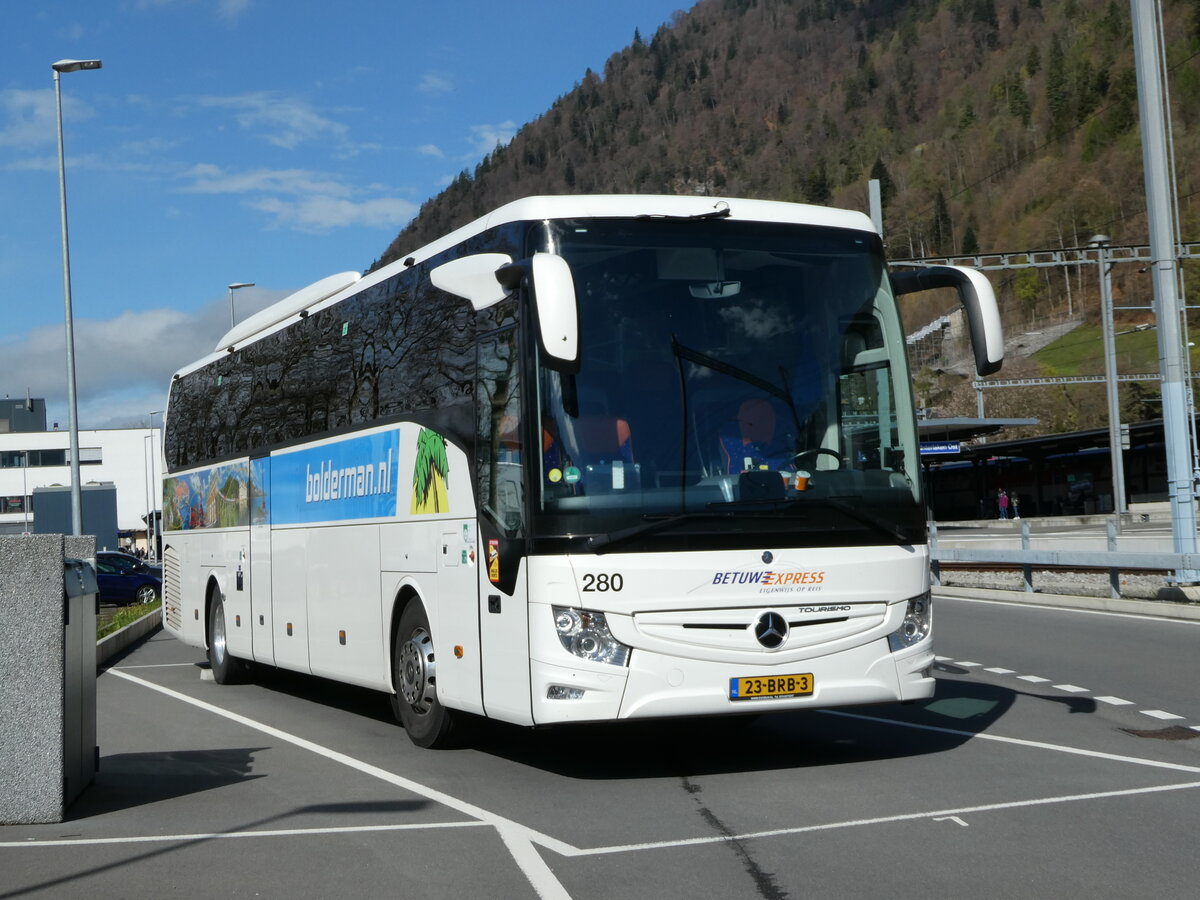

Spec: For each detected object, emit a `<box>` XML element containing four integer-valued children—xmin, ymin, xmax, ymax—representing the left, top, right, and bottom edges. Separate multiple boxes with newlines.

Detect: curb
<box><xmin>933</xmin><ymin>585</ymin><xmax>1200</xmax><ymax>622</ymax></box>
<box><xmin>96</xmin><ymin>607</ymin><xmax>162</xmax><ymax>667</ymax></box>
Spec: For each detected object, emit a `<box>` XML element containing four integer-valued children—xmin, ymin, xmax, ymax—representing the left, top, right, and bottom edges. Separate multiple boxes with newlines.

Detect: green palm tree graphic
<box><xmin>411</xmin><ymin>428</ymin><xmax>449</xmax><ymax>513</ymax></box>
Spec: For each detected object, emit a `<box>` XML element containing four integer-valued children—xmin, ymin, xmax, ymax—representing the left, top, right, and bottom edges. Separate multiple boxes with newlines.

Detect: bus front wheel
<box><xmin>207</xmin><ymin>589</ymin><xmax>249</xmax><ymax>685</ymax></box>
<box><xmin>391</xmin><ymin>601</ymin><xmax>457</xmax><ymax>748</ymax></box>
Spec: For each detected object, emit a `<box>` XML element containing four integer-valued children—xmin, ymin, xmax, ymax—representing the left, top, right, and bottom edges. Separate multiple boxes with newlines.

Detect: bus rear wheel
<box><xmin>391</xmin><ymin>601</ymin><xmax>457</xmax><ymax>748</ymax></box>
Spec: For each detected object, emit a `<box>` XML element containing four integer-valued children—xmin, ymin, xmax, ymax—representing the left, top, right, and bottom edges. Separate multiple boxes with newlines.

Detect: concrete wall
<box><xmin>0</xmin><ymin>534</ymin><xmax>96</xmax><ymax>824</ymax></box>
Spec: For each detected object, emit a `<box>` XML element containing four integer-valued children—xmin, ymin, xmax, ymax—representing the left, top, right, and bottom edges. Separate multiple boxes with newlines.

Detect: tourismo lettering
<box><xmin>305</xmin><ymin>449</ymin><xmax>393</xmax><ymax>503</ymax></box>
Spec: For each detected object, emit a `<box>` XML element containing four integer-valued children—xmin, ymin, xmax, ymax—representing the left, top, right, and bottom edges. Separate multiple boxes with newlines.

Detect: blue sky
<box><xmin>1</xmin><ymin>0</ymin><xmax>684</xmax><ymax>429</ymax></box>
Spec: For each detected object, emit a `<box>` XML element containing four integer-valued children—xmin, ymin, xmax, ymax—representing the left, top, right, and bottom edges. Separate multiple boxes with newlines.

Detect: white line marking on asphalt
<box><xmin>106</xmin><ymin>669</ymin><xmax>578</xmax><ymax>898</ymax></box>
<box><xmin>1095</xmin><ymin>696</ymin><xmax>1135</xmax><ymax>706</ymax></box>
<box><xmin>820</xmin><ymin>709</ymin><xmax>1200</xmax><ymax>774</ymax></box>
<box><xmin>496</xmin><ymin>824</ymin><xmax>573</xmax><ymax>900</ymax></box>
<box><xmin>1140</xmin><ymin>710</ymin><xmax>1185</xmax><ymax>721</ymax></box>
<box><xmin>932</xmin><ymin>816</ymin><xmax>969</xmax><ymax>827</ymax></box>
<box><xmin>0</xmin><ymin>820</ymin><xmax>488</xmax><ymax>849</ymax></box>
<box><xmin>577</xmin><ymin>781</ymin><xmax>1200</xmax><ymax>855</ymax></box>
<box><xmin>113</xmin><ymin>663</ymin><xmax>198</xmax><ymax>669</ymax></box>
<box><xmin>1017</xmin><ymin>675</ymin><xmax>1051</xmax><ymax>683</ymax></box>
<box><xmin>935</xmin><ymin>594</ymin><xmax>1200</xmax><ymax>626</ymax></box>
<box><xmin>1054</xmin><ymin>685</ymin><xmax>1089</xmax><ymax>693</ymax></box>
<box><xmin>954</xmin><ymin>661</ymin><xmax>982</xmax><ymax>667</ymax></box>
<box><xmin>984</xmin><ymin>668</ymin><xmax>1015</xmax><ymax>674</ymax></box>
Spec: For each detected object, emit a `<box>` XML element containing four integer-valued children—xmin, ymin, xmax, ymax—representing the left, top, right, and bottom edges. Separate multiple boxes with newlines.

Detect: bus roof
<box><xmin>176</xmin><ymin>195</ymin><xmax>876</xmax><ymax>380</ymax></box>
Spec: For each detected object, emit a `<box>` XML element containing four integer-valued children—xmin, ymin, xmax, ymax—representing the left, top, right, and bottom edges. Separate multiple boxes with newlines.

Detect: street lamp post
<box><xmin>53</xmin><ymin>57</ymin><xmax>102</xmax><ymax>537</ymax></box>
<box><xmin>1090</xmin><ymin>235</ymin><xmax>1127</xmax><ymax>517</ymax></box>
<box><xmin>228</xmin><ymin>282</ymin><xmax>255</xmax><ymax>328</ymax></box>
<box><xmin>147</xmin><ymin>410</ymin><xmax>162</xmax><ymax>561</ymax></box>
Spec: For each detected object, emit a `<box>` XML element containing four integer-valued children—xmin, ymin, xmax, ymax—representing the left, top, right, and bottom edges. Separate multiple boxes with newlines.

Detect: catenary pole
<box><xmin>1130</xmin><ymin>0</ymin><xmax>1200</xmax><ymax>579</ymax></box>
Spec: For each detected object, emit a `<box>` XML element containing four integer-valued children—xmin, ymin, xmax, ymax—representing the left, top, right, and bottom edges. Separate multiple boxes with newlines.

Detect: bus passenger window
<box><xmin>477</xmin><ymin>329</ymin><xmax>524</xmax><ymax>536</ymax></box>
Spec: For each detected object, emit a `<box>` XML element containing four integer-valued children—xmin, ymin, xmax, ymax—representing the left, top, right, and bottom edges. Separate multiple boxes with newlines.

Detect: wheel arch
<box><xmin>387</xmin><ymin>582</ymin><xmax>422</xmax><ymax>691</ymax></box>
<box><xmin>203</xmin><ymin>574</ymin><xmax>224</xmax><ymax>652</ymax></box>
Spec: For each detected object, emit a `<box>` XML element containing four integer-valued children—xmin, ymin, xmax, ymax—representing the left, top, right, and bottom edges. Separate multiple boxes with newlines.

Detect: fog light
<box><xmin>547</xmin><ymin>685</ymin><xmax>586</xmax><ymax>700</ymax></box>
<box><xmin>888</xmin><ymin>592</ymin><xmax>932</xmax><ymax>651</ymax></box>
<box><xmin>552</xmin><ymin>605</ymin><xmax>631</xmax><ymax>666</ymax></box>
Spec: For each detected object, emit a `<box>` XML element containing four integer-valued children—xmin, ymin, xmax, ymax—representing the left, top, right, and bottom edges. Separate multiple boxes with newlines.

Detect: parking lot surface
<box><xmin>3</xmin><ymin>598</ymin><xmax>1200</xmax><ymax>898</ymax></box>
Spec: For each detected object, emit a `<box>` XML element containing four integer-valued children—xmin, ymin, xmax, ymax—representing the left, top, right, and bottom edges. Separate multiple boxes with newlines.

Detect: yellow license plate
<box><xmin>730</xmin><ymin>673</ymin><xmax>814</xmax><ymax>701</ymax></box>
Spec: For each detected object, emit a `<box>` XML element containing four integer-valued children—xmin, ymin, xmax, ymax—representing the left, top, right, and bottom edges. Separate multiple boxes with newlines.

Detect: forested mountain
<box><xmin>371</xmin><ymin>0</ymin><xmax>1200</xmax><ymax>432</ymax></box>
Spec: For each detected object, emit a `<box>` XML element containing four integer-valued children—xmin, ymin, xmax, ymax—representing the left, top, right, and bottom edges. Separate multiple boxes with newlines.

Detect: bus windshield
<box><xmin>531</xmin><ymin>217</ymin><xmax>924</xmax><ymax>550</ymax></box>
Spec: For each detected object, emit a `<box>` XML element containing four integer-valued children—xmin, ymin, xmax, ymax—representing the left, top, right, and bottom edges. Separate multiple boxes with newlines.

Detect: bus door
<box><xmin>475</xmin><ymin>327</ymin><xmax>533</xmax><ymax>725</ymax></box>
<box><xmin>248</xmin><ymin>455</ymin><xmax>275</xmax><ymax>666</ymax></box>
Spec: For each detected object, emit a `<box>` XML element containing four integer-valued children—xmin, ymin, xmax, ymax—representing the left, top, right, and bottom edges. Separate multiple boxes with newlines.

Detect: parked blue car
<box><xmin>95</xmin><ymin>551</ymin><xmax>161</xmax><ymax>605</ymax></box>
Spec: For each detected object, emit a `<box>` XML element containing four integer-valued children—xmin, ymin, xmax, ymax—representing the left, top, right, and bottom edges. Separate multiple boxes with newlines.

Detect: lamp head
<box><xmin>52</xmin><ymin>59</ymin><xmax>103</xmax><ymax>73</ymax></box>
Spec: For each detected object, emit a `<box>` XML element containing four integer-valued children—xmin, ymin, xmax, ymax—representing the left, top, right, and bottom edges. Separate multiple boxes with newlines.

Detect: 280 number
<box><xmin>581</xmin><ymin>573</ymin><xmax>624</xmax><ymax>592</ymax></box>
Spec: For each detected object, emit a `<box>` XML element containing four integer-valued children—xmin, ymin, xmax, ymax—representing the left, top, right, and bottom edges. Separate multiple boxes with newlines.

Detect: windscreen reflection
<box><xmin>532</xmin><ymin>218</ymin><xmax>923</xmax><ymax>550</ymax></box>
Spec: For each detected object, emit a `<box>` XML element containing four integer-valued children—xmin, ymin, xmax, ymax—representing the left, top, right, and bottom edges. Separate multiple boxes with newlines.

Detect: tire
<box><xmin>207</xmin><ymin>589</ymin><xmax>249</xmax><ymax>685</ymax></box>
<box><xmin>390</xmin><ymin>601</ymin><xmax>457</xmax><ymax>748</ymax></box>
<box><xmin>136</xmin><ymin>584</ymin><xmax>158</xmax><ymax>605</ymax></box>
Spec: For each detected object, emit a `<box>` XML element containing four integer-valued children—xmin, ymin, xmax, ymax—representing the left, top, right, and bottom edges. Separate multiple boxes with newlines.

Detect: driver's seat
<box><xmin>719</xmin><ymin>398</ymin><xmax>792</xmax><ymax>473</ymax></box>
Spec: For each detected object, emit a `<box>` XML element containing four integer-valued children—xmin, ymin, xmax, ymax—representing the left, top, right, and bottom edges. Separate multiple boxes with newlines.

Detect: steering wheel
<box><xmin>790</xmin><ymin>448</ymin><xmax>845</xmax><ymax>470</ymax></box>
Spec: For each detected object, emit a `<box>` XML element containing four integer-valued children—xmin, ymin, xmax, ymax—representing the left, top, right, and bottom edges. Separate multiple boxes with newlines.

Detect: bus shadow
<box><xmin>467</xmin><ymin>676</ymin><xmax>1026</xmax><ymax>779</ymax></box>
<box><xmin>249</xmin><ymin>664</ymin><xmax>398</xmax><ymax>726</ymax></box>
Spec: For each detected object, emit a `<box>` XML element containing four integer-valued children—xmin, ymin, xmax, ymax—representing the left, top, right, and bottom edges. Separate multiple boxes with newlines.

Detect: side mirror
<box><xmin>891</xmin><ymin>265</ymin><xmax>1003</xmax><ymax>376</ymax></box>
<box><xmin>430</xmin><ymin>253</ymin><xmax>514</xmax><ymax>311</ymax></box>
<box><xmin>496</xmin><ymin>253</ymin><xmax>580</xmax><ymax>372</ymax></box>
<box><xmin>531</xmin><ymin>253</ymin><xmax>579</xmax><ymax>370</ymax></box>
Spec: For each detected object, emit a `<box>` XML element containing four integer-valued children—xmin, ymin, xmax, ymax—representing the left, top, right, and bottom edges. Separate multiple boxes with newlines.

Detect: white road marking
<box><xmin>1095</xmin><ymin>696</ymin><xmax>1135</xmax><ymax>706</ymax></box>
<box><xmin>12</xmin><ymin>669</ymin><xmax>1200</xmax><ymax>873</ymax></box>
<box><xmin>111</xmin><ymin>663</ymin><xmax>198</xmax><ymax>669</ymax></box>
<box><xmin>578</xmin><ymin>781</ymin><xmax>1200</xmax><ymax>856</ymax></box>
<box><xmin>932</xmin><ymin>816</ymin><xmax>969</xmax><ymax>827</ymax></box>
<box><xmin>0</xmin><ymin>820</ymin><xmax>488</xmax><ymax>849</ymax></box>
<box><xmin>1140</xmin><ymin>710</ymin><xmax>1185</xmax><ymax>721</ymax></box>
<box><xmin>954</xmin><ymin>661</ymin><xmax>982</xmax><ymax>667</ymax></box>
<box><xmin>984</xmin><ymin>668</ymin><xmax>1016</xmax><ymax>674</ymax></box>
<box><xmin>496</xmin><ymin>824</ymin><xmax>574</xmax><ymax>900</ymax></box>
<box><xmin>821</xmin><ymin>710</ymin><xmax>1200</xmax><ymax>774</ymax></box>
<box><xmin>105</xmin><ymin>669</ymin><xmax>577</xmax><ymax>898</ymax></box>
<box><xmin>1054</xmin><ymin>685</ymin><xmax>1089</xmax><ymax>693</ymax></box>
<box><xmin>1017</xmin><ymin>675</ymin><xmax>1050</xmax><ymax>683</ymax></box>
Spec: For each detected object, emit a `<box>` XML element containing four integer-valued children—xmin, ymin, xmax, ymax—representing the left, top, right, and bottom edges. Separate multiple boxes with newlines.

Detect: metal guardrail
<box><xmin>928</xmin><ymin>520</ymin><xmax>1200</xmax><ymax>599</ymax></box>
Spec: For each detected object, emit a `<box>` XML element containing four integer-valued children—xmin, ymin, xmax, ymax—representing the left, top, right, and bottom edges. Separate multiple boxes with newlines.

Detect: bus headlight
<box><xmin>888</xmin><ymin>592</ymin><xmax>932</xmax><ymax>652</ymax></box>
<box><xmin>552</xmin><ymin>606</ymin><xmax>631</xmax><ymax>667</ymax></box>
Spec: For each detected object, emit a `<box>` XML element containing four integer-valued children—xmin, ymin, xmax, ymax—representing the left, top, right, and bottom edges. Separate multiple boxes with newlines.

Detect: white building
<box><xmin>0</xmin><ymin>418</ymin><xmax>161</xmax><ymax>550</ymax></box>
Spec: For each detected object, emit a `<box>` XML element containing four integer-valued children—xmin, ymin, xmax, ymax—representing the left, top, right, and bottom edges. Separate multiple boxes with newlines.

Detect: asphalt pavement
<box><xmin>3</xmin><ymin>591</ymin><xmax>1200</xmax><ymax>899</ymax></box>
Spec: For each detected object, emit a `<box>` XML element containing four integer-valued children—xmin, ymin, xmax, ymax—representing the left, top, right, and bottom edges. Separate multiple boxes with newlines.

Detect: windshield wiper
<box><xmin>584</xmin><ymin>511</ymin><xmax>735</xmax><ymax>555</ymax></box>
<box><xmin>708</xmin><ymin>495</ymin><xmax>914</xmax><ymax>544</ymax></box>
<box><xmin>634</xmin><ymin>204</ymin><xmax>732</xmax><ymax>222</ymax></box>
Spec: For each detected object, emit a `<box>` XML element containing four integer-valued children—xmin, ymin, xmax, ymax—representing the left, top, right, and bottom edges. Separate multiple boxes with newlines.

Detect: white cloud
<box><xmin>250</xmin><ymin>195</ymin><xmax>417</xmax><ymax>233</ymax></box>
<box><xmin>0</xmin><ymin>88</ymin><xmax>91</xmax><ymax>148</ymax></box>
<box><xmin>417</xmin><ymin>73</ymin><xmax>453</xmax><ymax>95</ymax></box>
<box><xmin>198</xmin><ymin>91</ymin><xmax>347</xmax><ymax>149</ymax></box>
<box><xmin>416</xmin><ymin>143</ymin><xmax>444</xmax><ymax>158</ymax></box>
<box><xmin>8</xmin><ymin>288</ymin><xmax>287</xmax><ymax>429</ymax></box>
<box><xmin>179</xmin><ymin>163</ymin><xmax>354</xmax><ymax>198</ymax></box>
<box><xmin>134</xmin><ymin>0</ymin><xmax>251</xmax><ymax>22</ymax></box>
<box><xmin>177</xmin><ymin>163</ymin><xmax>414</xmax><ymax>233</ymax></box>
<box><xmin>467</xmin><ymin>121</ymin><xmax>517</xmax><ymax>157</ymax></box>
<box><xmin>218</xmin><ymin>0</ymin><xmax>251</xmax><ymax>20</ymax></box>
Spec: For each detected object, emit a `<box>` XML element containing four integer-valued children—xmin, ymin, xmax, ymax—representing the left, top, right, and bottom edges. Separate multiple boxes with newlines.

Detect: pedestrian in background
<box><xmin>997</xmin><ymin>488</ymin><xmax>1010</xmax><ymax>519</ymax></box>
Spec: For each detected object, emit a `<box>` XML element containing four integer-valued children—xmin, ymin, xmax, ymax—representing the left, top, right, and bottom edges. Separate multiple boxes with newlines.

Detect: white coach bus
<box><xmin>160</xmin><ymin>194</ymin><xmax>1002</xmax><ymax>747</ymax></box>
